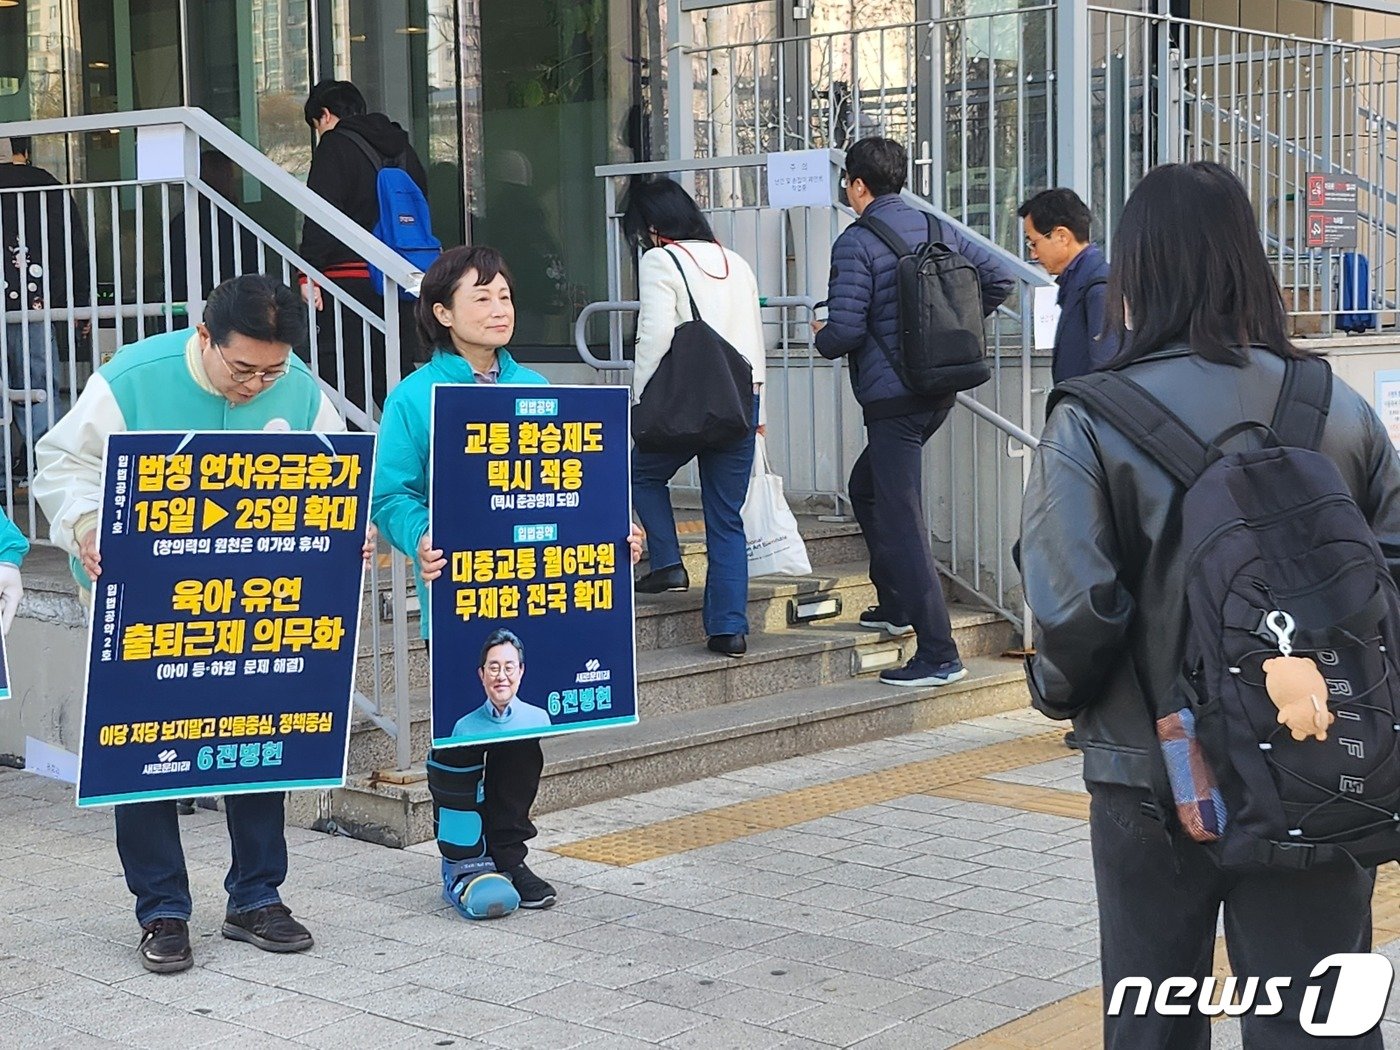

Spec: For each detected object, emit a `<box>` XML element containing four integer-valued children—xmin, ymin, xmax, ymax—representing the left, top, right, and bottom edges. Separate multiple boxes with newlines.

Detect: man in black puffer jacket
<box><xmin>815</xmin><ymin>136</ymin><xmax>1013</xmax><ymax>688</ymax></box>
<box><xmin>300</xmin><ymin>80</ymin><xmax>428</xmax><ymax>417</ymax></box>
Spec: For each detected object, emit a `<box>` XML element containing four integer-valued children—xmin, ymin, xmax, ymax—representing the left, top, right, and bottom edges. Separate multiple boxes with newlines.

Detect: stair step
<box><xmin>660</xmin><ymin>517</ymin><xmax>868</xmax><ymax>585</ymax></box>
<box><xmin>634</xmin><ymin>559</ymin><xmax>962</xmax><ymax>651</ymax></box>
<box><xmin>342</xmin><ymin>604</ymin><xmax>1015</xmax><ymax>773</ymax></box>
<box><xmin>288</xmin><ymin>655</ymin><xmax>1029</xmax><ymax>847</ymax></box>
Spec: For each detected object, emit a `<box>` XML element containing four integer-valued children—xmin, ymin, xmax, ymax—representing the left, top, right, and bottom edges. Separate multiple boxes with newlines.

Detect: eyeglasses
<box><xmin>213</xmin><ymin>342</ymin><xmax>288</xmax><ymax>385</ymax></box>
<box><xmin>484</xmin><ymin>662</ymin><xmax>520</xmax><ymax>676</ymax></box>
<box><xmin>1025</xmin><ymin>230</ymin><xmax>1052</xmax><ymax>250</ymax></box>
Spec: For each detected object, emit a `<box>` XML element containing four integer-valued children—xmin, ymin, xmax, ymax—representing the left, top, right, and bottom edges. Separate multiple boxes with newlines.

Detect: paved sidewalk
<box><xmin>2</xmin><ymin>709</ymin><xmax>1397</xmax><ymax>1048</ymax></box>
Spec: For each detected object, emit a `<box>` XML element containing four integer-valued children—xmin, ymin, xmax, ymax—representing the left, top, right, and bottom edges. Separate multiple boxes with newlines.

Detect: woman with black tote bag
<box><xmin>625</xmin><ymin>178</ymin><xmax>766</xmax><ymax>657</ymax></box>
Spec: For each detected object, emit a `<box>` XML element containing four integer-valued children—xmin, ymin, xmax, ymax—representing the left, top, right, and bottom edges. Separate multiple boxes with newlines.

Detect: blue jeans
<box><xmin>632</xmin><ymin>396</ymin><xmax>758</xmax><ymax>636</ymax></box>
<box><xmin>3</xmin><ymin>321</ymin><xmax>64</xmax><ymax>447</ymax></box>
<box><xmin>114</xmin><ymin>793</ymin><xmax>288</xmax><ymax>925</ymax></box>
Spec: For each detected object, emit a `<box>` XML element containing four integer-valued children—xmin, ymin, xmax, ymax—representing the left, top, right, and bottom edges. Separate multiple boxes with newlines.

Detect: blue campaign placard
<box><xmin>76</xmin><ymin>431</ymin><xmax>374</xmax><ymax>807</ymax></box>
<box><xmin>429</xmin><ymin>385</ymin><xmax>637</xmax><ymax>747</ymax></box>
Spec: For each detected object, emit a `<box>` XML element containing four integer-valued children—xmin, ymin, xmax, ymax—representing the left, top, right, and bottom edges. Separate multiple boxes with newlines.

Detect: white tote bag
<box><xmin>741</xmin><ymin>436</ymin><xmax>811</xmax><ymax>577</ymax></box>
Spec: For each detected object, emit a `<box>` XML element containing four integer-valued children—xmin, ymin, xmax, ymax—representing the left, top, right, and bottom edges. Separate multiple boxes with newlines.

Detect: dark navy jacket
<box><xmin>815</xmin><ymin>194</ymin><xmax>1015</xmax><ymax>419</ymax></box>
<box><xmin>1052</xmin><ymin>244</ymin><xmax>1118</xmax><ymax>383</ymax></box>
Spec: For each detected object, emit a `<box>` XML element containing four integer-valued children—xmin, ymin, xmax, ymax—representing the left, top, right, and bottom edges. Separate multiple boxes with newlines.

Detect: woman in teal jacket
<box><xmin>372</xmin><ymin>246</ymin><xmax>639</xmax><ymax>921</ymax></box>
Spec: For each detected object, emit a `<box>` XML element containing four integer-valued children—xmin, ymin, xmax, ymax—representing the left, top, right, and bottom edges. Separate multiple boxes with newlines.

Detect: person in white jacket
<box><xmin>624</xmin><ymin>178</ymin><xmax>765</xmax><ymax>657</ymax></box>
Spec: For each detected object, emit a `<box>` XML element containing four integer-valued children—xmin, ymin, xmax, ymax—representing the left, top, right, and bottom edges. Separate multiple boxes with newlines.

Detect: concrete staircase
<box><xmin>288</xmin><ymin>517</ymin><xmax>1031</xmax><ymax>847</ymax></box>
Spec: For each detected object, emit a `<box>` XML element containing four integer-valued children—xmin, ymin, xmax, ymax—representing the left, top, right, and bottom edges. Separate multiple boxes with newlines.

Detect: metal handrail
<box><xmin>0</xmin><ymin>107</ymin><xmax>422</xmax><ymax>295</ymax></box>
<box><xmin>575</xmin><ymin>301</ymin><xmax>639</xmax><ymax>370</ymax></box>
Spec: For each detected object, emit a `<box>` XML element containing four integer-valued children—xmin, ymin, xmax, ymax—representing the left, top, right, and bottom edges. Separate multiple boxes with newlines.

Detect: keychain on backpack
<box><xmin>1260</xmin><ymin>611</ymin><xmax>1334</xmax><ymax>742</ymax></box>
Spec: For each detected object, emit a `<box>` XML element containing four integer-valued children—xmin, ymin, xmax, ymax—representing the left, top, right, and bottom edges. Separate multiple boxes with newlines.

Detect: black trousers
<box><xmin>428</xmin><ymin>739</ymin><xmax>542</xmax><ymax>870</ymax></box>
<box><xmin>848</xmin><ymin>406</ymin><xmax>959</xmax><ymax>665</ymax></box>
<box><xmin>305</xmin><ymin>275</ymin><xmax>420</xmax><ymax>421</ymax></box>
<box><xmin>1091</xmin><ymin>784</ymin><xmax>1382</xmax><ymax>1050</ymax></box>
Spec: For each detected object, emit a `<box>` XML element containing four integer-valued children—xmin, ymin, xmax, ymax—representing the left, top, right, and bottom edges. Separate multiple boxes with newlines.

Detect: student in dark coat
<box><xmin>1021</xmin><ymin>163</ymin><xmax>1395</xmax><ymax>1050</ymax></box>
<box><xmin>299</xmin><ymin>80</ymin><xmax>428</xmax><ymax>417</ymax></box>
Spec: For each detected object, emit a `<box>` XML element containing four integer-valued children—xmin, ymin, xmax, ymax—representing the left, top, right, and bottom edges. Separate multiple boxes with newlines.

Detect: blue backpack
<box><xmin>338</xmin><ymin>129</ymin><xmax>441</xmax><ymax>299</ymax></box>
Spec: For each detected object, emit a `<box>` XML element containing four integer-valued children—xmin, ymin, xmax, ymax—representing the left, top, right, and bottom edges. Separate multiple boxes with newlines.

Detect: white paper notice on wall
<box><xmin>136</xmin><ymin>124</ymin><xmax>186</xmax><ymax>183</ymax></box>
<box><xmin>1032</xmin><ymin>284</ymin><xmax>1062</xmax><ymax>351</ymax></box>
<box><xmin>1375</xmin><ymin>370</ymin><xmax>1400</xmax><ymax>450</ymax></box>
<box><xmin>25</xmin><ymin>736</ymin><xmax>78</xmax><ymax>785</ymax></box>
<box><xmin>766</xmin><ymin>150</ymin><xmax>833</xmax><ymax>209</ymax></box>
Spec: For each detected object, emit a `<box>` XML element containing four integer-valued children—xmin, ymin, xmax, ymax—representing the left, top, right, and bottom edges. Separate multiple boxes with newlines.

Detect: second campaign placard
<box><xmin>429</xmin><ymin>385</ymin><xmax>637</xmax><ymax>748</ymax></box>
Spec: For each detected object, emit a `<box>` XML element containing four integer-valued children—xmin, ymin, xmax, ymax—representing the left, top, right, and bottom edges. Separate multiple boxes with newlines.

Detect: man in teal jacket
<box><xmin>33</xmin><ymin>275</ymin><xmax>344</xmax><ymax>975</ymax></box>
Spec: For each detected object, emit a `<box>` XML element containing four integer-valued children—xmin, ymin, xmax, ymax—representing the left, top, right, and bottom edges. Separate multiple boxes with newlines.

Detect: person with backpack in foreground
<box><xmin>815</xmin><ymin>136</ymin><xmax>1013</xmax><ymax>687</ymax></box>
<box><xmin>300</xmin><ymin>80</ymin><xmax>432</xmax><ymax>417</ymax></box>
<box><xmin>1021</xmin><ymin>161</ymin><xmax>1400</xmax><ymax>1049</ymax></box>
<box><xmin>1017</xmin><ymin>187</ymin><xmax>1117</xmax><ymax>382</ymax></box>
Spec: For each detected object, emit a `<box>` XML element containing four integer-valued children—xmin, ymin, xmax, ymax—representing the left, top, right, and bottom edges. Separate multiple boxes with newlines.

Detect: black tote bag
<box><xmin>632</xmin><ymin>248</ymin><xmax>754</xmax><ymax>454</ymax></box>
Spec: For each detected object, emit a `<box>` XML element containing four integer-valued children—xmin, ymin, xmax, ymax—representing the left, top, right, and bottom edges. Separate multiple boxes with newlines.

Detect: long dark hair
<box><xmin>621</xmin><ymin>178</ymin><xmax>717</xmax><ymax>252</ymax></box>
<box><xmin>1104</xmin><ymin>162</ymin><xmax>1299</xmax><ymax>365</ymax></box>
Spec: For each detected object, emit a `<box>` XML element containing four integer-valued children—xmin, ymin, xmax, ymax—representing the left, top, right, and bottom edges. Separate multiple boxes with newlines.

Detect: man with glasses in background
<box><xmin>31</xmin><ymin>274</ymin><xmax>347</xmax><ymax>975</ymax></box>
<box><xmin>1018</xmin><ymin>188</ymin><xmax>1117</xmax><ymax>382</ymax></box>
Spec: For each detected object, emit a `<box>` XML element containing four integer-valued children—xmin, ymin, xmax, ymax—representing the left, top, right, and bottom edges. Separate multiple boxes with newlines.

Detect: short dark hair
<box><xmin>1017</xmin><ymin>188</ymin><xmax>1093</xmax><ymax>243</ymax></box>
<box><xmin>844</xmin><ymin>137</ymin><xmax>907</xmax><ymax>197</ymax></box>
<box><xmin>621</xmin><ymin>178</ymin><xmax>717</xmax><ymax>252</ymax></box>
<box><xmin>304</xmin><ymin>80</ymin><xmax>367</xmax><ymax>127</ymax></box>
<box><xmin>8</xmin><ymin>136</ymin><xmax>31</xmax><ymax>157</ymax></box>
<box><xmin>416</xmin><ymin>246</ymin><xmax>515</xmax><ymax>350</ymax></box>
<box><xmin>479</xmin><ymin>629</ymin><xmax>524</xmax><ymax>667</ymax></box>
<box><xmin>1105</xmin><ymin>162</ymin><xmax>1299</xmax><ymax>366</ymax></box>
<box><xmin>202</xmin><ymin>275</ymin><xmax>308</xmax><ymax>348</ymax></box>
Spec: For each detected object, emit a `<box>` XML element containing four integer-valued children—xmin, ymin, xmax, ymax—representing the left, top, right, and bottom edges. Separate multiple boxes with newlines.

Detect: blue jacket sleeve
<box><xmin>370</xmin><ymin>393</ymin><xmax>430</xmax><ymax>559</ymax></box>
<box><xmin>0</xmin><ymin>511</ymin><xmax>28</xmax><ymax>567</ymax></box>
<box><xmin>1083</xmin><ymin>281</ymin><xmax>1121</xmax><ymax>369</ymax></box>
<box><xmin>814</xmin><ymin>229</ymin><xmax>874</xmax><ymax>360</ymax></box>
<box><xmin>946</xmin><ymin>223</ymin><xmax>1016</xmax><ymax>317</ymax></box>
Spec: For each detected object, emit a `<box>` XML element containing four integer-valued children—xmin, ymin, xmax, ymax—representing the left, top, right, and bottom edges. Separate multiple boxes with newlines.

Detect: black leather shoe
<box><xmin>222</xmin><ymin>903</ymin><xmax>314</xmax><ymax>953</ymax></box>
<box><xmin>636</xmin><ymin>564</ymin><xmax>689</xmax><ymax>594</ymax></box>
<box><xmin>139</xmin><ymin>918</ymin><xmax>193</xmax><ymax>973</ymax></box>
<box><xmin>707</xmin><ymin>633</ymin><xmax>747</xmax><ymax>657</ymax></box>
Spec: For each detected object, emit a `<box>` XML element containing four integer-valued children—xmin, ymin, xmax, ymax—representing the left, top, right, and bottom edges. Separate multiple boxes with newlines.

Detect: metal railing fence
<box><xmin>0</xmin><ymin>107</ymin><xmax>419</xmax><ymax>770</ymax></box>
<box><xmin>1087</xmin><ymin>6</ymin><xmax>1400</xmax><ymax>331</ymax></box>
<box><xmin>682</xmin><ymin>7</ymin><xmax>1056</xmax><ymax>258</ymax></box>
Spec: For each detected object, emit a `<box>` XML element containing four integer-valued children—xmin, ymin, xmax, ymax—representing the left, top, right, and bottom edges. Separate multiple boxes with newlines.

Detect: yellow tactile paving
<box><xmin>929</xmin><ymin>778</ymin><xmax>1091</xmax><ymax>821</ymax></box>
<box><xmin>951</xmin><ymin>843</ymin><xmax>1400</xmax><ymax>1048</ymax></box>
<box><xmin>551</xmin><ymin>731</ymin><xmax>1070</xmax><ymax>866</ymax></box>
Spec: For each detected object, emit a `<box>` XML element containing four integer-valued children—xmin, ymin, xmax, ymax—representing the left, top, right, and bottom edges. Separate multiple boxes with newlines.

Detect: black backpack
<box><xmin>632</xmin><ymin>249</ymin><xmax>754</xmax><ymax>455</ymax></box>
<box><xmin>856</xmin><ymin>212</ymin><xmax>990</xmax><ymax>396</ymax></box>
<box><xmin>1053</xmin><ymin>356</ymin><xmax>1400</xmax><ymax>871</ymax></box>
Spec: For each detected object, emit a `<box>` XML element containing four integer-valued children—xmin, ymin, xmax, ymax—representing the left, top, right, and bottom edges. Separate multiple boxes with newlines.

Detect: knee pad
<box><xmin>427</xmin><ymin>755</ymin><xmax>488</xmax><ymax>864</ymax></box>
